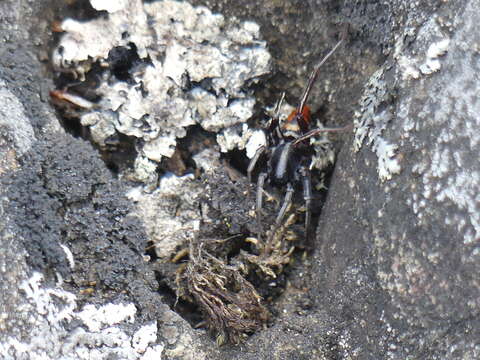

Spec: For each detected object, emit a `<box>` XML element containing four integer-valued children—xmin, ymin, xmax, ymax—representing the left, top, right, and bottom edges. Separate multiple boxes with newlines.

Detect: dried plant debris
<box><xmin>178</xmin><ymin>237</ymin><xmax>270</xmax><ymax>345</ymax></box>
<box><xmin>169</xmin><ymin>171</ymin><xmax>304</xmax><ymax>344</ymax></box>
<box><xmin>52</xmin><ymin>0</ymin><xmax>271</xmax><ymax>184</ymax></box>
<box><xmin>241</xmin><ymin>213</ymin><xmax>298</xmax><ymax>279</ymax></box>
<box><xmin>176</xmin><ymin>211</ymin><xmax>301</xmax><ymax>344</ymax></box>
<box><xmin>128</xmin><ymin>146</ymin><xmax>311</xmax><ymax>343</ymax></box>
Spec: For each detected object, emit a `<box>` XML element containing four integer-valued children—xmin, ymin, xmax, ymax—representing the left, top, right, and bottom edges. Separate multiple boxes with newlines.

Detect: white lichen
<box><xmin>0</xmin><ymin>272</ymin><xmax>164</xmax><ymax>360</ymax></box>
<box><xmin>53</xmin><ymin>0</ymin><xmax>271</xmax><ymax>183</ymax></box>
<box><xmin>373</xmin><ymin>138</ymin><xmax>401</xmax><ymax>181</ymax></box>
<box><xmin>354</xmin><ymin>69</ymin><xmax>387</xmax><ymax>151</ymax></box>
<box><xmin>419</xmin><ymin>38</ymin><xmax>450</xmax><ymax>75</ymax></box>
<box><xmin>354</xmin><ymin>69</ymin><xmax>401</xmax><ymax>181</ymax></box>
<box><xmin>217</xmin><ymin>123</ymin><xmax>256</xmax><ymax>153</ymax></box>
<box><xmin>140</xmin><ymin>345</ymin><xmax>165</xmax><ymax>360</ymax></box>
<box><xmin>399</xmin><ymin>10</ymin><xmax>480</xmax><ymax>243</ymax></box>
<box><xmin>394</xmin><ymin>18</ymin><xmax>450</xmax><ymax>80</ymax></box>
<box><xmin>128</xmin><ymin>172</ymin><xmax>203</xmax><ymax>260</ymax></box>
<box><xmin>245</xmin><ymin>129</ymin><xmax>267</xmax><ymax>159</ymax></box>
<box><xmin>59</xmin><ymin>244</ymin><xmax>75</xmax><ymax>270</ymax></box>
<box><xmin>131</xmin><ymin>322</ymin><xmax>158</xmax><ymax>353</ymax></box>
<box><xmin>90</xmin><ymin>0</ymin><xmax>130</xmax><ymax>13</ymax></box>
<box><xmin>76</xmin><ymin>303</ymin><xmax>137</xmax><ymax>332</ymax></box>
<box><xmin>20</xmin><ymin>272</ymin><xmax>77</xmax><ymax>324</ymax></box>
<box><xmin>192</xmin><ymin>148</ymin><xmax>221</xmax><ymax>174</ymax></box>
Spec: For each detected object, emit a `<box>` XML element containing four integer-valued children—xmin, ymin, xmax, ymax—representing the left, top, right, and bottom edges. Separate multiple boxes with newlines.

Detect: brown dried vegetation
<box><xmin>176</xmin><ymin>207</ymin><xmax>300</xmax><ymax>345</ymax></box>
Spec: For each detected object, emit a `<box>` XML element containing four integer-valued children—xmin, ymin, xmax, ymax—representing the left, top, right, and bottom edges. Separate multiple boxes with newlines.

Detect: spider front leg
<box><xmin>300</xmin><ymin>166</ymin><xmax>312</xmax><ymax>241</ymax></box>
<box><xmin>247</xmin><ymin>146</ymin><xmax>266</xmax><ymax>185</ymax></box>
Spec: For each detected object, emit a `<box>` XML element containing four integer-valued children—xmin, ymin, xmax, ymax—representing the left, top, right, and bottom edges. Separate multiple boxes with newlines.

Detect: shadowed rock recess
<box><xmin>1</xmin><ymin>0</ymin><xmax>479</xmax><ymax>359</ymax></box>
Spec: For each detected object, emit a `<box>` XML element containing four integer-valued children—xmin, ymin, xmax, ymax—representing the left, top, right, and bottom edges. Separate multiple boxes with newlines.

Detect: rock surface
<box><xmin>1</xmin><ymin>0</ymin><xmax>479</xmax><ymax>359</ymax></box>
<box><xmin>52</xmin><ymin>0</ymin><xmax>271</xmax><ymax>184</ymax></box>
<box><xmin>310</xmin><ymin>1</ymin><xmax>480</xmax><ymax>358</ymax></box>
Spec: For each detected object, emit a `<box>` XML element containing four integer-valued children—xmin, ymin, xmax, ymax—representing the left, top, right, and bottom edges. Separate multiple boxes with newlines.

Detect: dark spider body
<box><xmin>248</xmin><ymin>37</ymin><xmax>349</xmax><ymax>241</ymax></box>
<box><xmin>269</xmin><ymin>142</ymin><xmax>301</xmax><ymax>185</ymax></box>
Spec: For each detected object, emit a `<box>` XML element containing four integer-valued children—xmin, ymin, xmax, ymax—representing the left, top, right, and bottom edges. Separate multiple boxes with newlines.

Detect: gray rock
<box><xmin>312</xmin><ymin>1</ymin><xmax>480</xmax><ymax>359</ymax></box>
<box><xmin>1</xmin><ymin>0</ymin><xmax>479</xmax><ymax>359</ymax></box>
<box><xmin>0</xmin><ymin>0</ymin><xmax>211</xmax><ymax>358</ymax></box>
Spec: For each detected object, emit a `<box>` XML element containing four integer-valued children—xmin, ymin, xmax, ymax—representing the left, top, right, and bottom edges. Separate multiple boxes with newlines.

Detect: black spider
<box><xmin>247</xmin><ymin>37</ymin><xmax>350</xmax><ymax>241</ymax></box>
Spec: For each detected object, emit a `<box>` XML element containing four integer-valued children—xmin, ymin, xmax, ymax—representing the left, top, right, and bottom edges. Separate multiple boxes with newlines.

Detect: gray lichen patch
<box><xmin>387</xmin><ymin>9</ymin><xmax>480</xmax><ymax>244</ymax></box>
<box><xmin>407</xmin><ymin>50</ymin><xmax>480</xmax><ymax>243</ymax></box>
<box><xmin>354</xmin><ymin>15</ymin><xmax>455</xmax><ymax>183</ymax></box>
<box><xmin>353</xmin><ymin>68</ymin><xmax>401</xmax><ymax>181</ymax></box>
<box><xmin>127</xmin><ymin>173</ymin><xmax>204</xmax><ymax>261</ymax></box>
<box><xmin>0</xmin><ymin>271</ymin><xmax>165</xmax><ymax>360</ymax></box>
<box><xmin>53</xmin><ymin>0</ymin><xmax>271</xmax><ymax>183</ymax></box>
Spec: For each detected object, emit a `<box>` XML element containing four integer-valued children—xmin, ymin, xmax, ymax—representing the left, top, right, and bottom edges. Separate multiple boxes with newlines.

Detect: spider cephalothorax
<box><xmin>248</xmin><ymin>37</ymin><xmax>350</xmax><ymax>241</ymax></box>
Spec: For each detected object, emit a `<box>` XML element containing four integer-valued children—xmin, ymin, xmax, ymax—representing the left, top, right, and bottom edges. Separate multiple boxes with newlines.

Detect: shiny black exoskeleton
<box><xmin>248</xmin><ymin>37</ymin><xmax>349</xmax><ymax>241</ymax></box>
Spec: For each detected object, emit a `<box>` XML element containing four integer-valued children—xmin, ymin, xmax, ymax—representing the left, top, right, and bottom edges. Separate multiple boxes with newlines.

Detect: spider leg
<box><xmin>297</xmin><ymin>38</ymin><xmax>344</xmax><ymax>114</ymax></box>
<box><xmin>256</xmin><ymin>172</ymin><xmax>268</xmax><ymax>239</ymax></box>
<box><xmin>247</xmin><ymin>146</ymin><xmax>266</xmax><ymax>185</ymax></box>
<box><xmin>275</xmin><ymin>182</ymin><xmax>294</xmax><ymax>226</ymax></box>
<box><xmin>292</xmin><ymin>124</ymin><xmax>353</xmax><ymax>146</ymax></box>
<box><xmin>300</xmin><ymin>167</ymin><xmax>312</xmax><ymax>241</ymax></box>
<box><xmin>273</xmin><ymin>92</ymin><xmax>286</xmax><ymax>119</ymax></box>
<box><xmin>265</xmin><ymin>182</ymin><xmax>294</xmax><ymax>254</ymax></box>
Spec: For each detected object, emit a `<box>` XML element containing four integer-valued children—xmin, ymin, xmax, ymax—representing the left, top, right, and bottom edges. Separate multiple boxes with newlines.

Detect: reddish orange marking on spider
<box><xmin>286</xmin><ymin>105</ymin><xmax>311</xmax><ymax>124</ymax></box>
<box><xmin>283</xmin><ymin>105</ymin><xmax>311</xmax><ymax>133</ymax></box>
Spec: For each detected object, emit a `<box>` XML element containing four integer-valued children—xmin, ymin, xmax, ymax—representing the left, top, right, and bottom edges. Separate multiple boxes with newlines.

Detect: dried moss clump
<box><xmin>241</xmin><ymin>213</ymin><xmax>298</xmax><ymax>278</ymax></box>
<box><xmin>181</xmin><ymin>238</ymin><xmax>270</xmax><ymax>345</ymax></box>
<box><xmin>174</xmin><ymin>207</ymin><xmax>301</xmax><ymax>344</ymax></box>
<box><xmin>170</xmin><ymin>169</ymin><xmax>305</xmax><ymax>344</ymax></box>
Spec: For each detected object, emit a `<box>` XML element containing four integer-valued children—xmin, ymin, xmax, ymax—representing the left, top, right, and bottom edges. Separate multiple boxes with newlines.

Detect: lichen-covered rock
<box><xmin>310</xmin><ymin>1</ymin><xmax>480</xmax><ymax>359</ymax></box>
<box><xmin>53</xmin><ymin>0</ymin><xmax>271</xmax><ymax>183</ymax></box>
<box><xmin>127</xmin><ymin>173</ymin><xmax>204</xmax><ymax>261</ymax></box>
<box><xmin>3</xmin><ymin>0</ymin><xmax>480</xmax><ymax>358</ymax></box>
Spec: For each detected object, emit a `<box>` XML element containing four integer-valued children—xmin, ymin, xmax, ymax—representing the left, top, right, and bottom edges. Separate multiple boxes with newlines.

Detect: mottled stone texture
<box><xmin>310</xmin><ymin>1</ymin><xmax>480</xmax><ymax>358</ymax></box>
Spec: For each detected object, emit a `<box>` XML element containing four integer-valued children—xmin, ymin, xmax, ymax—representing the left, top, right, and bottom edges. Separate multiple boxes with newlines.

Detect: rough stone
<box><xmin>309</xmin><ymin>1</ymin><xmax>480</xmax><ymax>359</ymax></box>
<box><xmin>1</xmin><ymin>0</ymin><xmax>480</xmax><ymax>359</ymax></box>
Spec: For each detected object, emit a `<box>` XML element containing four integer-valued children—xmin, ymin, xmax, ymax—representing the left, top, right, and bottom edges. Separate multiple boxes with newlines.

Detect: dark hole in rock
<box><xmin>160</xmin><ymin>125</ymin><xmax>217</xmax><ymax>176</ymax></box>
<box><xmin>156</xmin><ymin>273</ymin><xmax>204</xmax><ymax>327</ymax></box>
<box><xmin>145</xmin><ymin>241</ymin><xmax>159</xmax><ymax>262</ymax></box>
<box><xmin>100</xmin><ymin>133</ymin><xmax>138</xmax><ymax>176</ymax></box>
<box><xmin>51</xmin><ymin>0</ymin><xmax>104</xmax><ymax>22</ymax></box>
<box><xmin>223</xmin><ymin>148</ymin><xmax>250</xmax><ymax>176</ymax></box>
<box><xmin>106</xmin><ymin>43</ymin><xmax>142</xmax><ymax>83</ymax></box>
